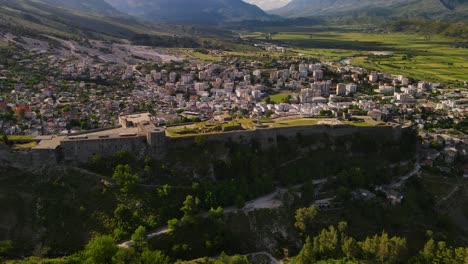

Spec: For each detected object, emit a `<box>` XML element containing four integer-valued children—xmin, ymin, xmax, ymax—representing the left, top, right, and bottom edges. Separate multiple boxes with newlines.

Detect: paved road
<box><xmin>119</xmin><ymin>227</ymin><xmax>170</xmax><ymax>248</ymax></box>
<box><xmin>389</xmin><ymin>162</ymin><xmax>421</xmax><ymax>189</ymax></box>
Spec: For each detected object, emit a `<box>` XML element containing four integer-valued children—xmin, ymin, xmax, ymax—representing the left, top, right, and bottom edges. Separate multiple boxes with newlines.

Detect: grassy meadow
<box><xmin>245</xmin><ymin>26</ymin><xmax>468</xmax><ymax>84</ymax></box>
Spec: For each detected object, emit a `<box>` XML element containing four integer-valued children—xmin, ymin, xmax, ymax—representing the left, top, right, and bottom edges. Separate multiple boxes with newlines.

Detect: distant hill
<box><xmin>0</xmin><ymin>0</ymin><xmax>250</xmax><ymax>50</ymax></box>
<box><xmin>104</xmin><ymin>0</ymin><xmax>274</xmax><ymax>24</ymax></box>
<box><xmin>271</xmin><ymin>0</ymin><xmax>468</xmax><ymax>21</ymax></box>
<box><xmin>40</xmin><ymin>0</ymin><xmax>122</xmax><ymax>16</ymax></box>
<box><xmin>0</xmin><ymin>0</ymin><xmax>190</xmax><ymax>40</ymax></box>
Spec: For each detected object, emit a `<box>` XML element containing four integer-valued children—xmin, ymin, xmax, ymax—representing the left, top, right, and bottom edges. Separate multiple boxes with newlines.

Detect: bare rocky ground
<box><xmin>0</xmin><ymin>32</ymin><xmax>183</xmax><ymax>64</ymax></box>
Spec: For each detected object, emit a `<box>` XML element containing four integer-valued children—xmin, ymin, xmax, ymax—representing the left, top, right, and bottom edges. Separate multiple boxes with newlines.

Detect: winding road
<box><xmin>118</xmin><ymin>179</ymin><xmax>328</xmax><ymax>248</ymax></box>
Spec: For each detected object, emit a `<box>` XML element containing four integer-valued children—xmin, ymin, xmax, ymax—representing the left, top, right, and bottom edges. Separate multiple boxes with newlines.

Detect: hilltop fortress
<box><xmin>0</xmin><ymin>113</ymin><xmax>409</xmax><ymax>168</ymax></box>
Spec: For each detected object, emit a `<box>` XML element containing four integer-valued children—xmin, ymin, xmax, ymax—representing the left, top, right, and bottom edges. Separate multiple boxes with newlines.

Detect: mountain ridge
<box><xmin>40</xmin><ymin>0</ymin><xmax>123</xmax><ymax>16</ymax></box>
<box><xmin>0</xmin><ymin>0</ymin><xmax>188</xmax><ymax>40</ymax></box>
<box><xmin>104</xmin><ymin>0</ymin><xmax>274</xmax><ymax>24</ymax></box>
<box><xmin>271</xmin><ymin>0</ymin><xmax>468</xmax><ymax>21</ymax></box>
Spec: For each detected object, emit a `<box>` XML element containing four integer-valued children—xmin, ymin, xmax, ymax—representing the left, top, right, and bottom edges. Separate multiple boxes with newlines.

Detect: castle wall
<box><xmin>1</xmin><ymin>124</ymin><xmax>408</xmax><ymax>167</ymax></box>
<box><xmin>0</xmin><ymin>144</ymin><xmax>58</xmax><ymax>169</ymax></box>
<box><xmin>60</xmin><ymin>136</ymin><xmax>147</xmax><ymax>164</ymax></box>
<box><xmin>166</xmin><ymin>125</ymin><xmax>404</xmax><ymax>151</ymax></box>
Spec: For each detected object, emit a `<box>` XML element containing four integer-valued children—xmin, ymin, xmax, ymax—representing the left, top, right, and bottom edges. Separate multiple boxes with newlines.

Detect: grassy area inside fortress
<box><xmin>166</xmin><ymin>117</ymin><xmax>386</xmax><ymax>137</ymax></box>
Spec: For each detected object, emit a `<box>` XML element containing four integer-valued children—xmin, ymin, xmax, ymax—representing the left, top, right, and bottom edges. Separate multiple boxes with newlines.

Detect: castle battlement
<box><xmin>26</xmin><ymin>113</ymin><xmax>406</xmax><ymax>166</ymax></box>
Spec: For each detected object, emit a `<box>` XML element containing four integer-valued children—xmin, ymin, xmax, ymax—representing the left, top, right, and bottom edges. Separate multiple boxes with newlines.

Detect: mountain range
<box><xmin>0</xmin><ymin>0</ymin><xmax>466</xmax><ymax>42</ymax></box>
<box><xmin>104</xmin><ymin>0</ymin><xmax>273</xmax><ymax>24</ymax></box>
<box><xmin>0</xmin><ymin>0</ymin><xmax>185</xmax><ymax>40</ymax></box>
<box><xmin>39</xmin><ymin>0</ymin><xmax>122</xmax><ymax>16</ymax></box>
<box><xmin>244</xmin><ymin>0</ymin><xmax>292</xmax><ymax>10</ymax></box>
<box><xmin>271</xmin><ymin>0</ymin><xmax>468</xmax><ymax>20</ymax></box>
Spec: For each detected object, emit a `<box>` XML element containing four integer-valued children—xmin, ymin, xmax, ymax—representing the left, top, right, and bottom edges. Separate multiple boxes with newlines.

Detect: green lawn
<box><xmin>343</xmin><ymin>119</ymin><xmax>384</xmax><ymax>127</ymax></box>
<box><xmin>238</xmin><ymin>118</ymin><xmax>256</xmax><ymax>129</ymax></box>
<box><xmin>13</xmin><ymin>141</ymin><xmax>37</xmax><ymax>149</ymax></box>
<box><xmin>268</xmin><ymin>118</ymin><xmax>320</xmax><ymax>127</ymax></box>
<box><xmin>166</xmin><ymin>117</ymin><xmax>384</xmax><ymax>137</ymax></box>
<box><xmin>1</xmin><ymin>135</ymin><xmax>36</xmax><ymax>140</ymax></box>
<box><xmin>165</xmin><ymin>126</ymin><xmax>198</xmax><ymax>137</ymax></box>
<box><xmin>263</xmin><ymin>93</ymin><xmax>291</xmax><ymax>104</ymax></box>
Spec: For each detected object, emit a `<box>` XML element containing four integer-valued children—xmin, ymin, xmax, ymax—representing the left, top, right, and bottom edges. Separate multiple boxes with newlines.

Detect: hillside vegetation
<box><xmin>390</xmin><ymin>19</ymin><xmax>468</xmax><ymax>40</ymax></box>
<box><xmin>0</xmin><ymin>0</ymin><xmax>171</xmax><ymax>40</ymax></box>
<box><xmin>39</xmin><ymin>0</ymin><xmax>122</xmax><ymax>16</ymax></box>
<box><xmin>271</xmin><ymin>0</ymin><xmax>468</xmax><ymax>21</ymax></box>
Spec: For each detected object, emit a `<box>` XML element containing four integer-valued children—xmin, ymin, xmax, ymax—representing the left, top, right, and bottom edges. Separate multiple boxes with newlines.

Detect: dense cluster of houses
<box><xmin>0</xmin><ymin>46</ymin><xmax>466</xmax><ymax>140</ymax></box>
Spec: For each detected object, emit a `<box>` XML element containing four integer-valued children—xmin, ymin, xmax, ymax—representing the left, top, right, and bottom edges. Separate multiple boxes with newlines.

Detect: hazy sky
<box><xmin>244</xmin><ymin>0</ymin><xmax>292</xmax><ymax>10</ymax></box>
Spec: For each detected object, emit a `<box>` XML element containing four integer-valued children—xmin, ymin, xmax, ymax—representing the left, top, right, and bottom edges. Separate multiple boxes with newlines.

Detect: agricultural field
<box><xmin>169</xmin><ymin>48</ymin><xmax>283</xmax><ymax>61</ymax></box>
<box><xmin>244</xmin><ymin>26</ymin><xmax>468</xmax><ymax>84</ymax></box>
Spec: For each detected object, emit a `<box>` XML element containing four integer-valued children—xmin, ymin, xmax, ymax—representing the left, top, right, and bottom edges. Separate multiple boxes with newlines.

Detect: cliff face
<box><xmin>0</xmin><ymin>126</ymin><xmax>418</xmax><ymax>256</ymax></box>
<box><xmin>163</xmin><ymin>125</ymin><xmax>417</xmax><ymax>188</ymax></box>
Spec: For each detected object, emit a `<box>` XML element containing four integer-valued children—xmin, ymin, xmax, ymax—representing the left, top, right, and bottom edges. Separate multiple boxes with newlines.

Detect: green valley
<box><xmin>245</xmin><ymin>25</ymin><xmax>468</xmax><ymax>84</ymax></box>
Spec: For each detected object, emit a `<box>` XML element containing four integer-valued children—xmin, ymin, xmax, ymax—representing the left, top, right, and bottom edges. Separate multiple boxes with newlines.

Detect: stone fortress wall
<box><xmin>166</xmin><ymin>124</ymin><xmax>403</xmax><ymax>151</ymax></box>
<box><xmin>1</xmin><ymin>113</ymin><xmax>407</xmax><ymax>168</ymax></box>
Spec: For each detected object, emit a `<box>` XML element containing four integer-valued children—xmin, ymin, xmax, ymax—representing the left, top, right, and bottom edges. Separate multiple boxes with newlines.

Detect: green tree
<box><xmin>112</xmin><ymin>164</ymin><xmax>139</xmax><ymax>194</ymax></box>
<box><xmin>113</xmin><ymin>227</ymin><xmax>127</xmax><ymax>241</ymax></box>
<box><xmin>421</xmin><ymin>238</ymin><xmax>436</xmax><ymax>261</ymax></box>
<box><xmin>83</xmin><ymin>235</ymin><xmax>118</xmax><ymax>264</ymax></box>
<box><xmin>294</xmin><ymin>206</ymin><xmax>318</xmax><ymax>234</ymax></box>
<box><xmin>208</xmin><ymin>206</ymin><xmax>224</xmax><ymax>220</ymax></box>
<box><xmin>342</xmin><ymin>237</ymin><xmax>360</xmax><ymax>259</ymax></box>
<box><xmin>0</xmin><ymin>240</ymin><xmax>12</xmax><ymax>256</ymax></box>
<box><xmin>359</xmin><ymin>232</ymin><xmax>406</xmax><ymax>263</ymax></box>
<box><xmin>168</xmin><ymin>218</ymin><xmax>179</xmax><ymax>231</ymax></box>
<box><xmin>1</xmin><ymin>135</ymin><xmax>9</xmax><ymax>146</ymax></box>
<box><xmin>315</xmin><ymin>225</ymin><xmax>339</xmax><ymax>257</ymax></box>
<box><xmin>141</xmin><ymin>249</ymin><xmax>171</xmax><ymax>264</ymax></box>
<box><xmin>293</xmin><ymin>236</ymin><xmax>315</xmax><ymax>264</ymax></box>
<box><xmin>218</xmin><ymin>252</ymin><xmax>250</xmax><ymax>264</ymax></box>
<box><xmin>112</xmin><ymin>247</ymin><xmax>139</xmax><ymax>264</ymax></box>
<box><xmin>180</xmin><ymin>195</ymin><xmax>200</xmax><ymax>224</ymax></box>
<box><xmin>131</xmin><ymin>226</ymin><xmax>147</xmax><ymax>251</ymax></box>
<box><xmin>264</xmin><ymin>110</ymin><xmax>273</xmax><ymax>118</ymax></box>
<box><xmin>157</xmin><ymin>184</ymin><xmax>171</xmax><ymax>197</ymax></box>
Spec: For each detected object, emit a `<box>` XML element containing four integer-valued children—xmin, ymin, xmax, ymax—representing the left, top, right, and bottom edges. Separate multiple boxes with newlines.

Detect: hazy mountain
<box><xmin>41</xmin><ymin>0</ymin><xmax>122</xmax><ymax>16</ymax></box>
<box><xmin>0</xmin><ymin>0</ymin><xmax>183</xmax><ymax>40</ymax></box>
<box><xmin>271</xmin><ymin>0</ymin><xmax>468</xmax><ymax>20</ymax></box>
<box><xmin>244</xmin><ymin>0</ymin><xmax>292</xmax><ymax>10</ymax></box>
<box><xmin>105</xmin><ymin>0</ymin><xmax>274</xmax><ymax>24</ymax></box>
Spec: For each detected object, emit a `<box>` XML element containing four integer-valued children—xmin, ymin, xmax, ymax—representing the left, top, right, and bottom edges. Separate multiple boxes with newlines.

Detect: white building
<box><xmin>253</xmin><ymin>70</ymin><xmax>262</xmax><ymax>77</ymax></box>
<box><xmin>336</xmin><ymin>83</ymin><xmax>346</xmax><ymax>96</ymax></box>
<box><xmin>346</xmin><ymin>83</ymin><xmax>357</xmax><ymax>95</ymax></box>
<box><xmin>369</xmin><ymin>71</ymin><xmax>379</xmax><ymax>82</ymax></box>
